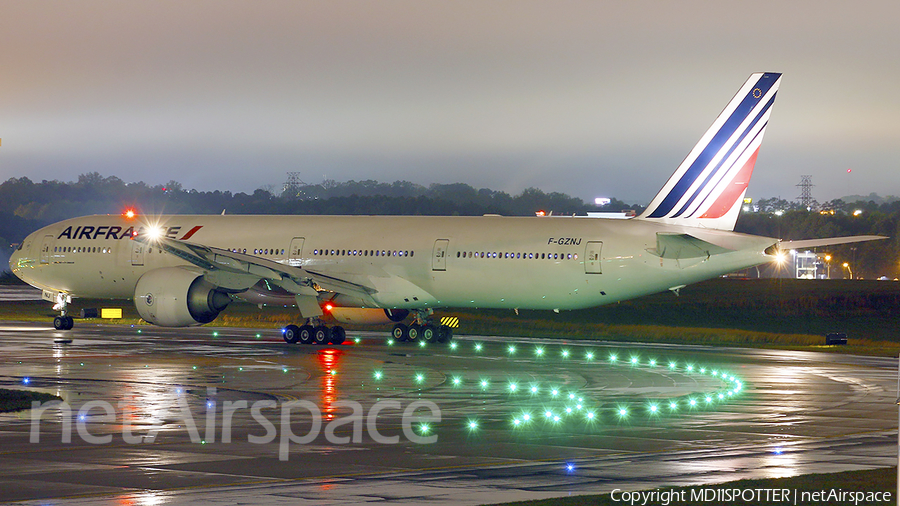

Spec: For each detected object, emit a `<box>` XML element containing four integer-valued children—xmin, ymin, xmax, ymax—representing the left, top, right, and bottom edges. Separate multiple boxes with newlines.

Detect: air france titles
<box><xmin>57</xmin><ymin>225</ymin><xmax>202</xmax><ymax>241</ymax></box>
<box><xmin>547</xmin><ymin>237</ymin><xmax>582</xmax><ymax>246</ymax></box>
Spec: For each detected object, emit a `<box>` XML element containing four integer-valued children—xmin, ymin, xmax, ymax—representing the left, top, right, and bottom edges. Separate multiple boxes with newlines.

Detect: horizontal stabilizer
<box><xmin>649</xmin><ymin>233</ymin><xmax>734</xmax><ymax>259</ymax></box>
<box><xmin>778</xmin><ymin>235</ymin><xmax>888</xmax><ymax>250</ymax></box>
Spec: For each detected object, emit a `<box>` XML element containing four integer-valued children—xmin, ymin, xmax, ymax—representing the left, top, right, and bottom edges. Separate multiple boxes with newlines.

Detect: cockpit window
<box><xmin>16</xmin><ymin>242</ymin><xmax>24</xmax><ymax>251</ymax></box>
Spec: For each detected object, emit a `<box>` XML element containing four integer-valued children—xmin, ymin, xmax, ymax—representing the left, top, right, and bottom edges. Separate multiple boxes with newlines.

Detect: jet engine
<box><xmin>327</xmin><ymin>307</ymin><xmax>409</xmax><ymax>325</ymax></box>
<box><xmin>134</xmin><ymin>267</ymin><xmax>232</xmax><ymax>327</ymax></box>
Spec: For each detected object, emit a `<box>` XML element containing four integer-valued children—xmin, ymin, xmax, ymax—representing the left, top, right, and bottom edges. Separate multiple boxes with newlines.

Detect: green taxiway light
<box><xmin>387</xmin><ymin>339</ymin><xmax>395</xmax><ymax>346</ymax></box>
<box><xmin>512</xmin><ymin>418</ymin><xmax>521</xmax><ymax>427</ymax></box>
<box><xmin>213</xmin><ymin>332</ymin><xmax>218</xmax><ymax>337</ymax></box>
<box><xmin>718</xmin><ymin>393</ymin><xmax>725</xmax><ymax>400</ymax></box>
<box><xmin>373</xmin><ymin>371</ymin><xmax>383</xmax><ymax>380</ymax></box>
<box><xmin>550</xmin><ymin>388</ymin><xmax>559</xmax><ymax>397</ymax></box>
<box><xmin>419</xmin><ymin>423</ymin><xmax>431</xmax><ymax>435</ymax></box>
<box><xmin>585</xmin><ymin>351</ymin><xmax>595</xmax><ymax>361</ymax></box>
<box><xmin>700</xmin><ymin>368</ymin><xmax>706</xmax><ymax>374</ymax></box>
<box><xmin>192</xmin><ymin>366</ymin><xmax>197</xmax><ymax>370</ymax></box>
<box><xmin>474</xmin><ymin>343</ymin><xmax>483</xmax><ymax>352</ymax></box>
<box><xmin>686</xmin><ymin>365</ymin><xmax>694</xmax><ymax>372</ymax></box>
<box><xmin>575</xmin><ymin>404</ymin><xmax>583</xmax><ymax>410</ymax></box>
<box><xmin>239</xmin><ymin>367</ymin><xmax>243</xmax><ymax>371</ymax></box>
<box><xmin>467</xmin><ymin>420</ymin><xmax>479</xmax><ymax>431</ymax></box>
<box><xmin>255</xmin><ymin>333</ymin><xmax>261</xmax><ymax>339</ymax></box>
<box><xmin>568</xmin><ymin>393</ymin><xmax>576</xmax><ymax>400</ymax></box>
<box><xmin>609</xmin><ymin>354</ymin><xmax>618</xmax><ymax>362</ymax></box>
<box><xmin>630</xmin><ymin>356</ymin><xmax>639</xmax><ymax>365</ymax></box>
<box><xmin>712</xmin><ymin>370</ymin><xmax>719</xmax><ymax>376</ymax></box>
<box><xmin>649</xmin><ymin>359</ymin><xmax>657</xmax><ymax>366</ymax></box>
<box><xmin>669</xmin><ymin>401</ymin><xmax>678</xmax><ymax>410</ymax></box>
<box><xmin>522</xmin><ymin>413</ymin><xmax>531</xmax><ymax>422</ymax></box>
<box><xmin>282</xmin><ymin>368</ymin><xmax>288</xmax><ymax>373</ymax></box>
<box><xmin>565</xmin><ymin>407</ymin><xmax>573</xmax><ymax>414</ymax></box>
<box><xmin>534</xmin><ymin>346</ymin><xmax>544</xmax><ymax>357</ymax></box>
<box><xmin>450</xmin><ymin>342</ymin><xmax>458</xmax><ymax>350</ymax></box>
<box><xmin>586</xmin><ymin>411</ymin><xmax>596</xmax><ymax>420</ymax></box>
<box><xmin>552</xmin><ymin>415</ymin><xmax>561</xmax><ymax>423</ymax></box>
<box><xmin>545</xmin><ymin>410</ymin><xmax>553</xmax><ymax>418</ymax></box>
<box><xmin>508</xmin><ymin>382</ymin><xmax>518</xmax><ymax>392</ymax></box>
<box><xmin>415</xmin><ymin>374</ymin><xmax>425</xmax><ymax>383</ymax></box>
<box><xmin>354</xmin><ymin>338</ymin><xmax>361</xmax><ymax>344</ymax></box>
<box><xmin>649</xmin><ymin>404</ymin><xmax>658</xmax><ymax>414</ymax></box>
<box><xmin>508</xmin><ymin>345</ymin><xmax>517</xmax><ymax>355</ymax></box>
<box><xmin>418</xmin><ymin>341</ymin><xmax>427</xmax><ymax>348</ymax></box>
<box><xmin>561</xmin><ymin>349</ymin><xmax>570</xmax><ymax>358</ymax></box>
<box><xmin>668</xmin><ymin>361</ymin><xmax>677</xmax><ymax>370</ymax></box>
<box><xmin>137</xmin><ymin>330</ymin><xmax>142</xmax><ymax>334</ymax></box>
<box><xmin>618</xmin><ymin>408</ymin><xmax>628</xmax><ymax>418</ymax></box>
<box><xmin>705</xmin><ymin>396</ymin><xmax>713</xmax><ymax>403</ymax></box>
<box><xmin>480</xmin><ymin>380</ymin><xmax>490</xmax><ymax>390</ymax></box>
<box><xmin>530</xmin><ymin>385</ymin><xmax>539</xmax><ymax>394</ymax></box>
<box><xmin>689</xmin><ymin>398</ymin><xmax>697</xmax><ymax>407</ymax></box>
<box><xmin>452</xmin><ymin>376</ymin><xmax>461</xmax><ymax>386</ymax></box>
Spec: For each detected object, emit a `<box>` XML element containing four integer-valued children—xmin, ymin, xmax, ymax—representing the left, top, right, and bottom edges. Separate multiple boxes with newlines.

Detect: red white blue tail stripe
<box><xmin>638</xmin><ymin>72</ymin><xmax>782</xmax><ymax>231</ymax></box>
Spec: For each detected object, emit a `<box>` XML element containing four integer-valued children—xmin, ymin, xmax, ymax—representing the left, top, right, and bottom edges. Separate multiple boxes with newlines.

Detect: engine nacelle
<box><xmin>327</xmin><ymin>307</ymin><xmax>409</xmax><ymax>325</ymax></box>
<box><xmin>134</xmin><ymin>267</ymin><xmax>232</xmax><ymax>327</ymax></box>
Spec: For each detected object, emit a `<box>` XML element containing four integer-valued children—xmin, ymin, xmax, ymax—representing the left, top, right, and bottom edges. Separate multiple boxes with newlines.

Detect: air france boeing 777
<box><xmin>8</xmin><ymin>72</ymin><xmax>883</xmax><ymax>344</ymax></box>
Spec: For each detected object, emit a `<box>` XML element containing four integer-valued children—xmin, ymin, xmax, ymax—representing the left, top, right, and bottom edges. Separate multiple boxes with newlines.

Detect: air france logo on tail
<box><xmin>638</xmin><ymin>72</ymin><xmax>782</xmax><ymax>231</ymax></box>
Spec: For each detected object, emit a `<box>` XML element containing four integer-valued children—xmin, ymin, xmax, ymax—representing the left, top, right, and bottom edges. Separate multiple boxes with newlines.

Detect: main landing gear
<box><xmin>283</xmin><ymin>319</ymin><xmax>346</xmax><ymax>346</ymax></box>
<box><xmin>391</xmin><ymin>309</ymin><xmax>453</xmax><ymax>344</ymax></box>
<box><xmin>52</xmin><ymin>292</ymin><xmax>74</xmax><ymax>331</ymax></box>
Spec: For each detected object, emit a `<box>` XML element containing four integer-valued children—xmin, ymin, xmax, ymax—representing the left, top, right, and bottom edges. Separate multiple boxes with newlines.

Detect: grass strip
<box><xmin>0</xmin><ymin>388</ymin><xmax>63</xmax><ymax>413</ymax></box>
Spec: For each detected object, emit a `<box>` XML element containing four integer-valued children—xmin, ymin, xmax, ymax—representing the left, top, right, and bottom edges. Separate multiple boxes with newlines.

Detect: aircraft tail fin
<box><xmin>637</xmin><ymin>72</ymin><xmax>782</xmax><ymax>231</ymax></box>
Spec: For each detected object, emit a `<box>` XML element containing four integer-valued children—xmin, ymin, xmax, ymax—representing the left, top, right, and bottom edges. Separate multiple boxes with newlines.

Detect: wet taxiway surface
<box><xmin>0</xmin><ymin>322</ymin><xmax>896</xmax><ymax>505</ymax></box>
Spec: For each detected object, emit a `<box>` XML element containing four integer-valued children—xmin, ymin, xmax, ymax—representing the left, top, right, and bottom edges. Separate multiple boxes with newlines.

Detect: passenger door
<box><xmin>40</xmin><ymin>235</ymin><xmax>54</xmax><ymax>264</ymax></box>
<box><xmin>432</xmin><ymin>239</ymin><xmax>449</xmax><ymax>271</ymax></box>
<box><xmin>584</xmin><ymin>241</ymin><xmax>603</xmax><ymax>274</ymax></box>
<box><xmin>288</xmin><ymin>237</ymin><xmax>305</xmax><ymax>267</ymax></box>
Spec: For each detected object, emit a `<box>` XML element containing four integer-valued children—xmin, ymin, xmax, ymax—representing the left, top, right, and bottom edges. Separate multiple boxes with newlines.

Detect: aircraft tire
<box><xmin>392</xmin><ymin>323</ymin><xmax>408</xmax><ymax>342</ymax></box>
<box><xmin>422</xmin><ymin>325</ymin><xmax>437</xmax><ymax>343</ymax></box>
<box><xmin>299</xmin><ymin>325</ymin><xmax>314</xmax><ymax>344</ymax></box>
<box><xmin>438</xmin><ymin>325</ymin><xmax>453</xmax><ymax>343</ymax></box>
<box><xmin>54</xmin><ymin>316</ymin><xmax>67</xmax><ymax>331</ymax></box>
<box><xmin>408</xmin><ymin>324</ymin><xmax>420</xmax><ymax>342</ymax></box>
<box><xmin>64</xmin><ymin>316</ymin><xmax>74</xmax><ymax>330</ymax></box>
<box><xmin>330</xmin><ymin>326</ymin><xmax>346</xmax><ymax>345</ymax></box>
<box><xmin>313</xmin><ymin>325</ymin><xmax>330</xmax><ymax>345</ymax></box>
<box><xmin>283</xmin><ymin>324</ymin><xmax>301</xmax><ymax>344</ymax></box>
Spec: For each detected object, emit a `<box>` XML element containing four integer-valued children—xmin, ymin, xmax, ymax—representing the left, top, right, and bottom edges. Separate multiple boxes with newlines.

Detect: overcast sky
<box><xmin>1</xmin><ymin>1</ymin><xmax>897</xmax><ymax>204</ymax></box>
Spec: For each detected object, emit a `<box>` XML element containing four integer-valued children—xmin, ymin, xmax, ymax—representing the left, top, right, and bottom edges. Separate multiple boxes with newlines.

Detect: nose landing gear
<box><xmin>52</xmin><ymin>292</ymin><xmax>74</xmax><ymax>330</ymax></box>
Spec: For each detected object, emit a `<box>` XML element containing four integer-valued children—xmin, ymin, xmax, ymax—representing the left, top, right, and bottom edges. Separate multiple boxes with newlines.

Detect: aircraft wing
<box><xmin>134</xmin><ymin>235</ymin><xmax>378</xmax><ymax>306</ymax></box>
<box><xmin>778</xmin><ymin>235</ymin><xmax>888</xmax><ymax>250</ymax></box>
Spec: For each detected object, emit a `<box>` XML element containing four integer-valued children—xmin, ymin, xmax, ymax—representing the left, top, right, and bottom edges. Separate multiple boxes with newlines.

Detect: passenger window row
<box><xmin>312</xmin><ymin>249</ymin><xmax>414</xmax><ymax>258</ymax></box>
<box><xmin>456</xmin><ymin>251</ymin><xmax>578</xmax><ymax>261</ymax></box>
<box><xmin>54</xmin><ymin>246</ymin><xmax>112</xmax><ymax>254</ymax></box>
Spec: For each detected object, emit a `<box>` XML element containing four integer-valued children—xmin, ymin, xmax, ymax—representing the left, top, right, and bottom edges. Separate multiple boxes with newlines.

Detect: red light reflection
<box><xmin>317</xmin><ymin>349</ymin><xmax>344</xmax><ymax>421</ymax></box>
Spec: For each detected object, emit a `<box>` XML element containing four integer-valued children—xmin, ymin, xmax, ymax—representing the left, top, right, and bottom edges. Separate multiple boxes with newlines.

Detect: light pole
<box><xmin>824</xmin><ymin>254</ymin><xmax>832</xmax><ymax>279</ymax></box>
<box><xmin>843</xmin><ymin>262</ymin><xmax>853</xmax><ymax>280</ymax></box>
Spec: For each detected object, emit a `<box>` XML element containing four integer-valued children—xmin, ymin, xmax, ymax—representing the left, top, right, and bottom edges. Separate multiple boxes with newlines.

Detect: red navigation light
<box><xmin>124</xmin><ymin>209</ymin><xmax>136</xmax><ymax>219</ymax></box>
<box><xmin>324</xmin><ymin>303</ymin><xmax>334</xmax><ymax>312</ymax></box>
<box><xmin>535</xmin><ymin>210</ymin><xmax>546</xmax><ymax>217</ymax></box>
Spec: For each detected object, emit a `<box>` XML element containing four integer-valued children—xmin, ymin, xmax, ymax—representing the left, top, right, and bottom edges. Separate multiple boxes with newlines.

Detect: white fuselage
<box><xmin>10</xmin><ymin>213</ymin><xmax>777</xmax><ymax>312</ymax></box>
